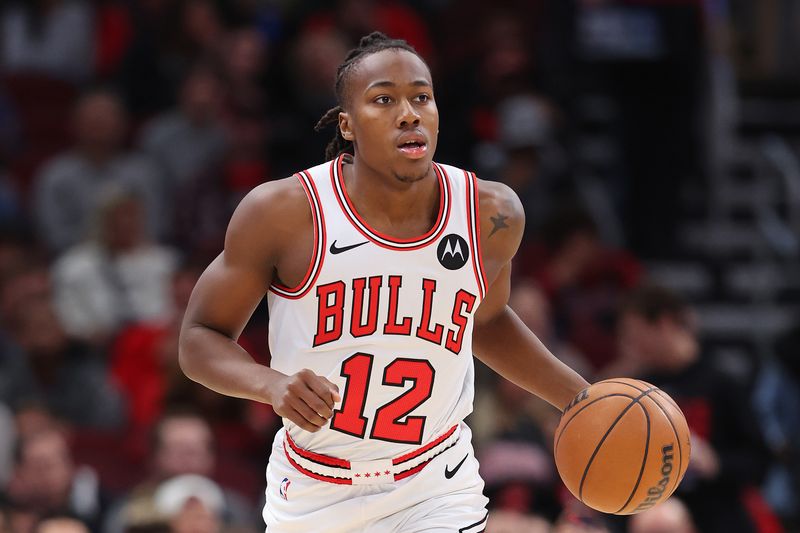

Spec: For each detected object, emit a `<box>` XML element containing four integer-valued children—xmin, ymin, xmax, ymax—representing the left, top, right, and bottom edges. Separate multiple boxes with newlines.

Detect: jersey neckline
<box><xmin>330</xmin><ymin>154</ymin><xmax>451</xmax><ymax>250</ymax></box>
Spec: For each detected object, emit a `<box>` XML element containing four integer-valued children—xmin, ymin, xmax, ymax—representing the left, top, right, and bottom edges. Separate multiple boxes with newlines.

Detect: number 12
<box><xmin>330</xmin><ymin>353</ymin><xmax>434</xmax><ymax>445</ymax></box>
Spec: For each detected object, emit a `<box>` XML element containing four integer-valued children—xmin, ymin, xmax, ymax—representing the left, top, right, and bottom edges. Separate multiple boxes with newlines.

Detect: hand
<box><xmin>270</xmin><ymin>369</ymin><xmax>341</xmax><ymax>432</ymax></box>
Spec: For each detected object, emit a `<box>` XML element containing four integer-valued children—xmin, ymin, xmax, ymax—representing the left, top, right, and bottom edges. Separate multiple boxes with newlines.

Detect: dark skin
<box><xmin>179</xmin><ymin>49</ymin><xmax>588</xmax><ymax>433</ymax></box>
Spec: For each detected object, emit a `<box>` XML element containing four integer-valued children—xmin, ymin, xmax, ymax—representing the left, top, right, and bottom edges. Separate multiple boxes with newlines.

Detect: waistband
<box><xmin>283</xmin><ymin>424</ymin><xmax>461</xmax><ymax>485</ymax></box>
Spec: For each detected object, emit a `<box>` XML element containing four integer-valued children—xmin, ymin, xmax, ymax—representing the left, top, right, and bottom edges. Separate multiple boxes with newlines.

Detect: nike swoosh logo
<box><xmin>329</xmin><ymin>240</ymin><xmax>368</xmax><ymax>254</ymax></box>
<box><xmin>444</xmin><ymin>454</ymin><xmax>468</xmax><ymax>479</ymax></box>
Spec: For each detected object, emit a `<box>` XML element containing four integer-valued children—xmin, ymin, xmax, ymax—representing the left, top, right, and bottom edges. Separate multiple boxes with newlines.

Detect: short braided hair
<box><xmin>314</xmin><ymin>32</ymin><xmax>424</xmax><ymax>161</ymax></box>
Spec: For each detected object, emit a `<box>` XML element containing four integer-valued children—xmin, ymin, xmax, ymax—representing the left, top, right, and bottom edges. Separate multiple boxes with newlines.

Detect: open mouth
<box><xmin>397</xmin><ymin>140</ymin><xmax>428</xmax><ymax>159</ymax></box>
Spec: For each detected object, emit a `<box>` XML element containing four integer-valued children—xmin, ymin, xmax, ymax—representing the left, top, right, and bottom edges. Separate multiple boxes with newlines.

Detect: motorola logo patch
<box><xmin>437</xmin><ymin>234</ymin><xmax>469</xmax><ymax>270</ymax></box>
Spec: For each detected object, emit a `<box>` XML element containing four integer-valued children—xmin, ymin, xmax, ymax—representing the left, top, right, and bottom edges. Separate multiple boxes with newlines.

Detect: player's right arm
<box><xmin>178</xmin><ymin>177</ymin><xmax>340</xmax><ymax>433</ymax></box>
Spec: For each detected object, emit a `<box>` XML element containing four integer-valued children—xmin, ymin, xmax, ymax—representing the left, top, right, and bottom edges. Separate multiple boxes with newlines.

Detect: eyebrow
<box><xmin>365</xmin><ymin>79</ymin><xmax>432</xmax><ymax>91</ymax></box>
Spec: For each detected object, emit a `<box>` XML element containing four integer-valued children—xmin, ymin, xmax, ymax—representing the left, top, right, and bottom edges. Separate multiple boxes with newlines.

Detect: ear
<box><xmin>338</xmin><ymin>111</ymin><xmax>354</xmax><ymax>141</ymax></box>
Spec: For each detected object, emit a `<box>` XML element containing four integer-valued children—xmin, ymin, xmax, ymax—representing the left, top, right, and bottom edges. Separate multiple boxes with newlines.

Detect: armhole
<box><xmin>269</xmin><ymin>171</ymin><xmax>326</xmax><ymax>299</ymax></box>
<box><xmin>465</xmin><ymin>171</ymin><xmax>488</xmax><ymax>300</ymax></box>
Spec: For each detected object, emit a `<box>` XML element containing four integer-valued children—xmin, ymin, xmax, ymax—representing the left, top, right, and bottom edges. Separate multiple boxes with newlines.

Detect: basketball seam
<box><xmin>654</xmin><ymin>388</ymin><xmax>682</xmax><ymax>412</ymax></box>
<box><xmin>601</xmin><ymin>380</ymin><xmax>645</xmax><ymax>392</ymax></box>
<box><xmin>615</xmin><ymin>401</ymin><xmax>651</xmax><ymax>513</ymax></box>
<box><xmin>577</xmin><ymin>387</ymin><xmax>656</xmax><ymax>503</ymax></box>
<box><xmin>648</xmin><ymin>391</ymin><xmax>684</xmax><ymax>500</ymax></box>
<box><xmin>554</xmin><ymin>393</ymin><xmax>638</xmax><ymax>455</ymax></box>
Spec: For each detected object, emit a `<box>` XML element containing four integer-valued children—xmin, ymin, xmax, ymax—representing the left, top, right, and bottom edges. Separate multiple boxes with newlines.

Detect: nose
<box><xmin>396</xmin><ymin>99</ymin><xmax>420</xmax><ymax>128</ymax></box>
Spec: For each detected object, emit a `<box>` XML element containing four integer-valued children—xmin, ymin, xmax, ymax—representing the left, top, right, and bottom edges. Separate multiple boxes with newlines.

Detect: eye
<box><xmin>374</xmin><ymin>96</ymin><xmax>392</xmax><ymax>105</ymax></box>
<box><xmin>415</xmin><ymin>94</ymin><xmax>431</xmax><ymax>103</ymax></box>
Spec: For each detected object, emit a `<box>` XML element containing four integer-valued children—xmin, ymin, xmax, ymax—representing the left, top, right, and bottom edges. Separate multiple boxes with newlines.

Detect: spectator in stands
<box><xmin>552</xmin><ymin>501</ymin><xmax>611</xmax><ymax>533</ymax></box>
<box><xmin>153</xmin><ymin>475</ymin><xmax>227</xmax><ymax>533</ymax></box>
<box><xmin>35</xmin><ymin>514</ymin><xmax>90</xmax><ymax>533</ymax></box>
<box><xmin>6</xmin><ymin>429</ymin><xmax>108</xmax><ymax>531</ymax></box>
<box><xmin>32</xmin><ymin>89</ymin><xmax>165</xmax><ymax>254</ymax></box>
<box><xmin>617</xmin><ymin>284</ymin><xmax>774</xmax><ymax>533</ymax></box>
<box><xmin>138</xmin><ymin>66</ymin><xmax>228</xmax><ymax>193</ymax></box>
<box><xmin>628</xmin><ymin>497</ymin><xmax>697</xmax><ymax>533</ymax></box>
<box><xmin>753</xmin><ymin>322</ymin><xmax>800</xmax><ymax>528</ymax></box>
<box><xmin>486</xmin><ymin>510</ymin><xmax>551</xmax><ymax>533</ymax></box>
<box><xmin>180</xmin><ymin>0</ymin><xmax>226</xmax><ymax>64</ymax></box>
<box><xmin>51</xmin><ymin>186</ymin><xmax>178</xmax><ymax>343</ymax></box>
<box><xmin>493</xmin><ymin>93</ymin><xmax>571</xmax><ymax>241</ymax></box>
<box><xmin>221</xmin><ymin>28</ymin><xmax>271</xmax><ymax>116</ymax></box>
<box><xmin>110</xmin><ymin>260</ymin><xmax>205</xmax><ymax>431</ymax></box>
<box><xmin>509</xmin><ymin>280</ymin><xmax>592</xmax><ymax>379</ymax></box>
<box><xmin>269</xmin><ymin>26</ymin><xmax>348</xmax><ymax>170</ymax></box>
<box><xmin>478</xmin><ymin>439</ymin><xmax>560</xmax><ymax>523</ymax></box>
<box><xmin>0</xmin><ymin>0</ymin><xmax>94</xmax><ymax>82</ymax></box>
<box><xmin>435</xmin><ymin>10</ymin><xmax>536</xmax><ymax>165</ymax></box>
<box><xmin>173</xmin><ymin>113</ymin><xmax>268</xmax><ymax>257</ymax></box>
<box><xmin>105</xmin><ymin>411</ymin><xmax>255</xmax><ymax>533</ymax></box>
<box><xmin>518</xmin><ymin>204</ymin><xmax>642</xmax><ymax>373</ymax></box>
<box><xmin>0</xmin><ymin>501</ymin><xmax>37</xmax><ymax>533</ymax></box>
<box><xmin>0</xmin><ymin>295</ymin><xmax>125</xmax><ymax>430</ymax></box>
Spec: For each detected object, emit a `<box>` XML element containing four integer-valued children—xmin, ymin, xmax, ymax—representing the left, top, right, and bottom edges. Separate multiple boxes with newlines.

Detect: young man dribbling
<box><xmin>179</xmin><ymin>32</ymin><xmax>588</xmax><ymax>532</ymax></box>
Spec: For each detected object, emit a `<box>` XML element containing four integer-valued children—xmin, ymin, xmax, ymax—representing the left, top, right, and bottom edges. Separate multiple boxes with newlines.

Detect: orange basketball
<box><xmin>554</xmin><ymin>378</ymin><xmax>692</xmax><ymax>515</ymax></box>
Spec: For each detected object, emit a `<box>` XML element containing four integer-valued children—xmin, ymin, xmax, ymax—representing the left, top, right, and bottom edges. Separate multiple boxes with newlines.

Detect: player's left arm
<box><xmin>471</xmin><ymin>179</ymin><xmax>589</xmax><ymax>411</ymax></box>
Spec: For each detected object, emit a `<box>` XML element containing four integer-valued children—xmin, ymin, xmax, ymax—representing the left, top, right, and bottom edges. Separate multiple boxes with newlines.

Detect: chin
<box><xmin>393</xmin><ymin>158</ymin><xmax>433</xmax><ymax>183</ymax></box>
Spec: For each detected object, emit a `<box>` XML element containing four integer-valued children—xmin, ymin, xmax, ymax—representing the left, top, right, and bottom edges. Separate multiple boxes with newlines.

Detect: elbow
<box><xmin>177</xmin><ymin>325</ymin><xmax>201</xmax><ymax>381</ymax></box>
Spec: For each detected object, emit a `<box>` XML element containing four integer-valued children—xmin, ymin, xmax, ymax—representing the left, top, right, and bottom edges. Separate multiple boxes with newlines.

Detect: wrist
<box><xmin>259</xmin><ymin>367</ymin><xmax>288</xmax><ymax>405</ymax></box>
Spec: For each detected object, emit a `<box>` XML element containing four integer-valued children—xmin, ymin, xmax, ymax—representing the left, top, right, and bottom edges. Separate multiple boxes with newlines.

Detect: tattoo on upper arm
<box><xmin>489</xmin><ymin>213</ymin><xmax>509</xmax><ymax>238</ymax></box>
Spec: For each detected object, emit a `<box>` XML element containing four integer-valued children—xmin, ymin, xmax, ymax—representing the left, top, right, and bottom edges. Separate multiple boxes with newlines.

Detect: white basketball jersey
<box><xmin>267</xmin><ymin>155</ymin><xmax>488</xmax><ymax>462</ymax></box>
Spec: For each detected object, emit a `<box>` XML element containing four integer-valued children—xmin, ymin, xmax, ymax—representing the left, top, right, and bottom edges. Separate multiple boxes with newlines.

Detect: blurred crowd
<box><xmin>0</xmin><ymin>1</ymin><xmax>798</xmax><ymax>532</ymax></box>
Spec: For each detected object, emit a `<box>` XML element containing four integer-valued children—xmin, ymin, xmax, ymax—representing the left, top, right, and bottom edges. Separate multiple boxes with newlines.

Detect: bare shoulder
<box><xmin>476</xmin><ymin>178</ymin><xmax>524</xmax><ymax>275</ymax></box>
<box><xmin>477</xmin><ymin>179</ymin><xmax>524</xmax><ymax>225</ymax></box>
<box><xmin>225</xmin><ymin>176</ymin><xmax>312</xmax><ymax>261</ymax></box>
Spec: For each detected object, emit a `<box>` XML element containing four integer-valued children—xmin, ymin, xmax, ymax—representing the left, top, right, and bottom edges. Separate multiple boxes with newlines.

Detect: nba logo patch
<box><xmin>279</xmin><ymin>477</ymin><xmax>291</xmax><ymax>500</ymax></box>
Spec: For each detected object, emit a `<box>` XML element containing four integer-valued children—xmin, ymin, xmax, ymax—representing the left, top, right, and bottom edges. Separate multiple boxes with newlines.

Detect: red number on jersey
<box><xmin>370</xmin><ymin>358</ymin><xmax>434</xmax><ymax>444</ymax></box>
<box><xmin>330</xmin><ymin>353</ymin><xmax>373</xmax><ymax>438</ymax></box>
<box><xmin>330</xmin><ymin>354</ymin><xmax>435</xmax><ymax>444</ymax></box>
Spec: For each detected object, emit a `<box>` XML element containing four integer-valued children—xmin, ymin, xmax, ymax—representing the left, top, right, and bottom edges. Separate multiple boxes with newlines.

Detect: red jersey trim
<box><xmin>465</xmin><ymin>171</ymin><xmax>487</xmax><ymax>299</ymax></box>
<box><xmin>330</xmin><ymin>155</ymin><xmax>451</xmax><ymax>251</ymax></box>
<box><xmin>269</xmin><ymin>171</ymin><xmax>326</xmax><ymax>299</ymax></box>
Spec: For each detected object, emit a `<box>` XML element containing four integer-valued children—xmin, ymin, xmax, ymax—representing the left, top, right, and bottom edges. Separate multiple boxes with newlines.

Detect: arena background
<box><xmin>0</xmin><ymin>1</ymin><xmax>798</xmax><ymax>532</ymax></box>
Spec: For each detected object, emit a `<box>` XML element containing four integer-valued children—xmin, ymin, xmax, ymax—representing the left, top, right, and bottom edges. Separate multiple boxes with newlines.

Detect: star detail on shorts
<box><xmin>355</xmin><ymin>473</ymin><xmax>361</xmax><ymax>477</ymax></box>
<box><xmin>384</xmin><ymin>470</ymin><xmax>390</xmax><ymax>475</ymax></box>
<box><xmin>364</xmin><ymin>473</ymin><xmax>371</xmax><ymax>478</ymax></box>
<box><xmin>374</xmin><ymin>472</ymin><xmax>381</xmax><ymax>477</ymax></box>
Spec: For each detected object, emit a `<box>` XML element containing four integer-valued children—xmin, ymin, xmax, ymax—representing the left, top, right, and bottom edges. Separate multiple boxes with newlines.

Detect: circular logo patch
<box><xmin>437</xmin><ymin>234</ymin><xmax>469</xmax><ymax>270</ymax></box>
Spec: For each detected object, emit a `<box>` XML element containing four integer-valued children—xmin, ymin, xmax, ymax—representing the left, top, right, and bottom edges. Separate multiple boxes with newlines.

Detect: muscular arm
<box><xmin>471</xmin><ymin>180</ymin><xmax>589</xmax><ymax>411</ymax></box>
<box><xmin>179</xmin><ymin>178</ymin><xmax>339</xmax><ymax>432</ymax></box>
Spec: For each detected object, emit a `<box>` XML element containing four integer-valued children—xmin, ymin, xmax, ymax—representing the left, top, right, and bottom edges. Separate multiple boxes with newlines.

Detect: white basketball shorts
<box><xmin>263</xmin><ymin>423</ymin><xmax>488</xmax><ymax>533</ymax></box>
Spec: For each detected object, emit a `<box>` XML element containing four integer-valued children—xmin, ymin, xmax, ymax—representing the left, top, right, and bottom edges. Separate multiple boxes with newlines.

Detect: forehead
<box><xmin>349</xmin><ymin>49</ymin><xmax>432</xmax><ymax>92</ymax></box>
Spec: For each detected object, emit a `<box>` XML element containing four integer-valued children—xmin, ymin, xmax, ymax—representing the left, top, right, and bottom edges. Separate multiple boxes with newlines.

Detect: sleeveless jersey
<box><xmin>266</xmin><ymin>155</ymin><xmax>488</xmax><ymax>462</ymax></box>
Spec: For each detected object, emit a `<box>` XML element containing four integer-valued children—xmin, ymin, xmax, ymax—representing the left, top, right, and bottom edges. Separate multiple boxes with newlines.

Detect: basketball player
<box><xmin>179</xmin><ymin>32</ymin><xmax>589</xmax><ymax>532</ymax></box>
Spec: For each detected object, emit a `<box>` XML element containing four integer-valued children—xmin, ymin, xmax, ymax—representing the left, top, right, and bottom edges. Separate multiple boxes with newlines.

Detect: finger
<box><xmin>305</xmin><ymin>377</ymin><xmax>339</xmax><ymax>412</ymax></box>
<box><xmin>290</xmin><ymin>396</ymin><xmax>328</xmax><ymax>428</ymax></box>
<box><xmin>302</xmin><ymin>384</ymin><xmax>334</xmax><ymax>419</ymax></box>
<box><xmin>321</xmin><ymin>376</ymin><xmax>342</xmax><ymax>404</ymax></box>
<box><xmin>287</xmin><ymin>408</ymin><xmax>320</xmax><ymax>433</ymax></box>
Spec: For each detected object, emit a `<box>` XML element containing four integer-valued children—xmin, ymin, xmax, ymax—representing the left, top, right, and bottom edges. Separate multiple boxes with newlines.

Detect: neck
<box><xmin>345</xmin><ymin>156</ymin><xmax>439</xmax><ymax>238</ymax></box>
